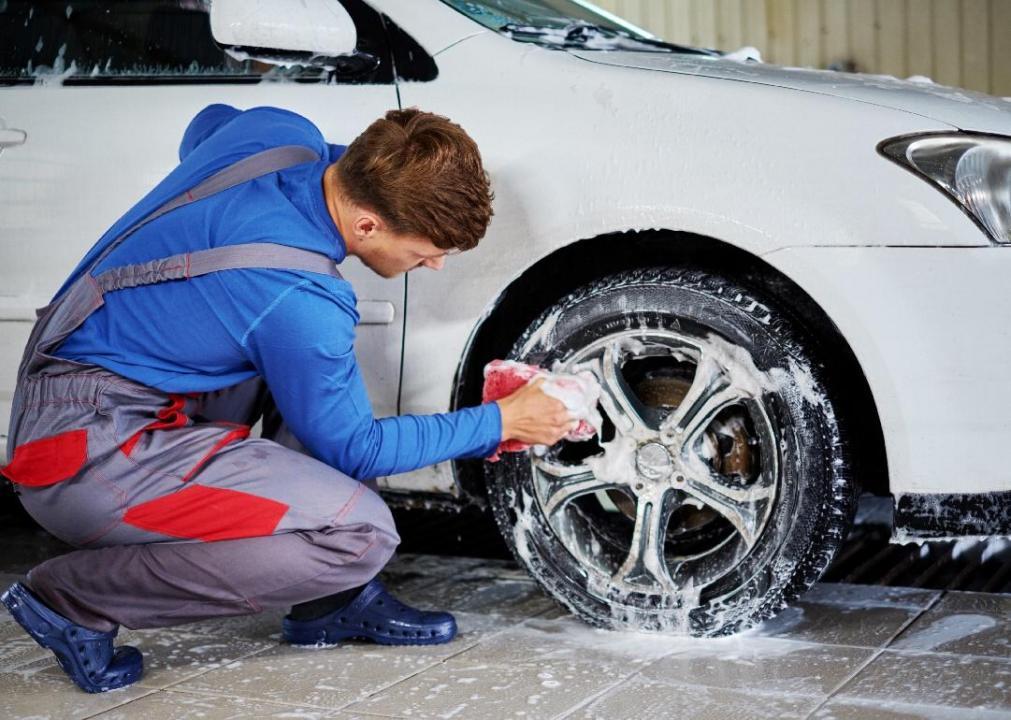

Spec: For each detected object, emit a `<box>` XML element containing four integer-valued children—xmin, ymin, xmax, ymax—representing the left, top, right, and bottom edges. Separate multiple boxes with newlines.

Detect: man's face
<box><xmin>354</xmin><ymin>227</ymin><xmax>455</xmax><ymax>279</ymax></box>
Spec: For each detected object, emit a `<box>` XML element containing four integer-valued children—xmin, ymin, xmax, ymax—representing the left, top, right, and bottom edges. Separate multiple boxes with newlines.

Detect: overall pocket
<box><xmin>1</xmin><ymin>429</ymin><xmax>88</xmax><ymax>487</ymax></box>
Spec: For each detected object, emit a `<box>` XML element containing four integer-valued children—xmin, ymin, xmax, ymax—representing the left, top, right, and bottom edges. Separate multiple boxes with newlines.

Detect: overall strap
<box><xmin>94</xmin><ymin>243</ymin><xmax>342</xmax><ymax>293</ymax></box>
<box><xmin>8</xmin><ymin>144</ymin><xmax>329</xmax><ymax>456</ymax></box>
<box><xmin>17</xmin><ymin>144</ymin><xmax>325</xmax><ymax>373</ymax></box>
<box><xmin>84</xmin><ymin>144</ymin><xmax>322</xmax><ymax>279</ymax></box>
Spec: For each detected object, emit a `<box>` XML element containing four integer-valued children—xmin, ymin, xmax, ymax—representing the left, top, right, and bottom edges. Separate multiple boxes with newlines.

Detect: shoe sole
<box><xmin>1</xmin><ymin>584</ymin><xmax>142</xmax><ymax>693</ymax></box>
<box><xmin>283</xmin><ymin>624</ymin><xmax>456</xmax><ymax>647</ymax></box>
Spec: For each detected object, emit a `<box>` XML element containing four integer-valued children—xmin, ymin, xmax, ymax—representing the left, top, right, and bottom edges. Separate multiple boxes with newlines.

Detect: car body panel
<box><xmin>763</xmin><ymin>245</ymin><xmax>1011</xmax><ymax>496</ymax></box>
<box><xmin>570</xmin><ymin>50</ymin><xmax>1011</xmax><ymax>135</ymax></box>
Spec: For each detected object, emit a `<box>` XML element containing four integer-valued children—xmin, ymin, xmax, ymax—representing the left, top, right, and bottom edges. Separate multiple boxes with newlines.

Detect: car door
<box><xmin>0</xmin><ymin>0</ymin><xmax>405</xmax><ymax>457</ymax></box>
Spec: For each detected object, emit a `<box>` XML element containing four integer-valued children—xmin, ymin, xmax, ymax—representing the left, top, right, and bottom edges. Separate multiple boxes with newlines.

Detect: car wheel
<box><xmin>485</xmin><ymin>267</ymin><xmax>855</xmax><ymax>635</ymax></box>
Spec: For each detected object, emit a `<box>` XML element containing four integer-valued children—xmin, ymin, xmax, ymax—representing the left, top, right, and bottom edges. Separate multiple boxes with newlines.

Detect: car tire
<box><xmin>485</xmin><ymin>267</ymin><xmax>856</xmax><ymax>635</ymax></box>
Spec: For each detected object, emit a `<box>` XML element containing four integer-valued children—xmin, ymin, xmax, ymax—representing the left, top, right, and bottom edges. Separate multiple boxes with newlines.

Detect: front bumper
<box><xmin>764</xmin><ymin>245</ymin><xmax>1011</xmax><ymax>497</ymax></box>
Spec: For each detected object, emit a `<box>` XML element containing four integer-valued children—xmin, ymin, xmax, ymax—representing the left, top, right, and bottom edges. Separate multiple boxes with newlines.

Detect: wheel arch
<box><xmin>451</xmin><ymin>229</ymin><xmax>889</xmax><ymax>506</ymax></box>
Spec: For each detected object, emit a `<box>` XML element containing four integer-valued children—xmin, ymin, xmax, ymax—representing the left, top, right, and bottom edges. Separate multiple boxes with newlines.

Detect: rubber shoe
<box><xmin>0</xmin><ymin>582</ymin><xmax>143</xmax><ymax>693</ymax></box>
<box><xmin>282</xmin><ymin>579</ymin><xmax>457</xmax><ymax>646</ymax></box>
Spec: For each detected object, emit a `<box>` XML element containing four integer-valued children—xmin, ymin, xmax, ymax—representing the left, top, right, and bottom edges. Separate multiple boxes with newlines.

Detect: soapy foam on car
<box><xmin>509</xmin><ymin>327</ymin><xmax>839</xmax><ymax>635</ymax></box>
<box><xmin>482</xmin><ymin>360</ymin><xmax>602</xmax><ymax>461</ymax></box>
<box><xmin>583</xmin><ymin>332</ymin><xmax>831</xmax><ymax>492</ymax></box>
<box><xmin>539</xmin><ymin>369</ymin><xmax>603</xmax><ymax>435</ymax></box>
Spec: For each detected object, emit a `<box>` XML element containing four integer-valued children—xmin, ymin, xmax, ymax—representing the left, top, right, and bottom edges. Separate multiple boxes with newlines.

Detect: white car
<box><xmin>2</xmin><ymin>0</ymin><xmax>1010</xmax><ymax>636</ymax></box>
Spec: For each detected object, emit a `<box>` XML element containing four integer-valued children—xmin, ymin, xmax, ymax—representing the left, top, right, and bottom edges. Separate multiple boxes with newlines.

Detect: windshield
<box><xmin>438</xmin><ymin>0</ymin><xmax>652</xmax><ymax>39</ymax></box>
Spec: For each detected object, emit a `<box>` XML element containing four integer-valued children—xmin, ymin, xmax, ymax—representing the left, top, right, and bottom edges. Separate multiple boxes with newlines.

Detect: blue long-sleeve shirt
<box><xmin>55</xmin><ymin>104</ymin><xmax>501</xmax><ymax>479</ymax></box>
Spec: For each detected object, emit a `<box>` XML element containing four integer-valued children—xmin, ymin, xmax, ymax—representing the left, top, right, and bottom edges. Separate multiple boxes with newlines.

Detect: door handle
<box><xmin>358</xmin><ymin>301</ymin><xmax>395</xmax><ymax>325</ymax></box>
<box><xmin>0</xmin><ymin>127</ymin><xmax>27</xmax><ymax>149</ymax></box>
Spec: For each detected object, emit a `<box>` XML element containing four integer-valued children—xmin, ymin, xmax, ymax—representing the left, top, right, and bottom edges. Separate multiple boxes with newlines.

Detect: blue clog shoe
<box><xmin>1</xmin><ymin>582</ymin><xmax>143</xmax><ymax>693</ymax></box>
<box><xmin>282</xmin><ymin>579</ymin><xmax>457</xmax><ymax>646</ymax></box>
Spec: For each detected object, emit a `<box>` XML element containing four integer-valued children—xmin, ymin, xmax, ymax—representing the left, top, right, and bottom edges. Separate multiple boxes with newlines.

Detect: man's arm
<box><xmin>242</xmin><ymin>279</ymin><xmax>500</xmax><ymax>480</ymax></box>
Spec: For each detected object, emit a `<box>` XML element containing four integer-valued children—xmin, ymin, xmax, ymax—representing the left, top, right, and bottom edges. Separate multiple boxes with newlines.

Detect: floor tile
<box><xmin>454</xmin><ymin>559</ymin><xmax>532</xmax><ymax>582</ymax></box>
<box><xmin>383</xmin><ymin>553</ymin><xmax>530</xmax><ymax>582</ymax></box>
<box><xmin>752</xmin><ymin>601</ymin><xmax>920</xmax><ymax>648</ymax></box>
<box><xmin>174</xmin><ymin>608</ymin><xmax>287</xmax><ymax>643</ymax></box>
<box><xmin>378</xmin><ymin>553</ymin><xmax>513</xmax><ymax>598</ymax></box>
<box><xmin>377</xmin><ymin>573</ymin><xmax>446</xmax><ymax>597</ymax></box>
<box><xmin>0</xmin><ymin>660</ymin><xmax>154</xmax><ymax>720</ymax></box>
<box><xmin>381</xmin><ymin>554</ymin><xmax>486</xmax><ymax>580</ymax></box>
<box><xmin>453</xmin><ymin>615</ymin><xmax>693</xmax><ymax>669</ymax></box>
<box><xmin>812</xmin><ymin>696</ymin><xmax>1011</xmax><ymax>719</ymax></box>
<box><xmin>0</xmin><ymin>619</ymin><xmax>50</xmax><ymax>672</ymax></box>
<box><xmin>121</xmin><ymin>626</ymin><xmax>275</xmax><ymax>689</ymax></box>
<box><xmin>350</xmin><ymin>656</ymin><xmax>628</xmax><ymax>720</ymax></box>
<box><xmin>638</xmin><ymin>637</ymin><xmax>874</xmax><ymax>696</ymax></box>
<box><xmin>889</xmin><ymin>591</ymin><xmax>1011</xmax><ymax>658</ymax></box>
<box><xmin>174</xmin><ymin>631</ymin><xmax>482</xmax><ymax>710</ymax></box>
<box><xmin>0</xmin><ymin>572</ymin><xmax>25</xmax><ymax>588</ymax></box>
<box><xmin>798</xmin><ymin>584</ymin><xmax>940</xmax><ymax>611</ymax></box>
<box><xmin>451</xmin><ymin>609</ymin><xmax>527</xmax><ymax>636</ymax></box>
<box><xmin>378</xmin><ymin>570</ymin><xmax>449</xmax><ymax>597</ymax></box>
<box><xmin>536</xmin><ymin>604</ymin><xmax>576</xmax><ymax>621</ymax></box>
<box><xmin>90</xmin><ymin>689</ymin><xmax>342</xmax><ymax>719</ymax></box>
<box><xmin>837</xmin><ymin>649</ymin><xmax>1011</xmax><ymax>711</ymax></box>
<box><xmin>397</xmin><ymin>575</ymin><xmax>556</xmax><ymax>619</ymax></box>
<box><xmin>575</xmin><ymin>675</ymin><xmax>824</xmax><ymax>720</ymax></box>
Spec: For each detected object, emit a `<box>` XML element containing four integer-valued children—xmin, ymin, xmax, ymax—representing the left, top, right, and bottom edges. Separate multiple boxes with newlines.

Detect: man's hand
<box><xmin>497</xmin><ymin>378</ymin><xmax>578</xmax><ymax>445</ymax></box>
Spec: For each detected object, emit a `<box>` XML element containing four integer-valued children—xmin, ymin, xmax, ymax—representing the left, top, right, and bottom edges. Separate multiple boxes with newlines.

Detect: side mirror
<box><xmin>210</xmin><ymin>0</ymin><xmax>359</xmax><ymax>67</ymax></box>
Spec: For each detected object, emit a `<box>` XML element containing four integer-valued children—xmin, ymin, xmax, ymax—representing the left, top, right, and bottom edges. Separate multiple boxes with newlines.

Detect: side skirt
<box><xmin>893</xmin><ymin>491</ymin><xmax>1011</xmax><ymax>542</ymax></box>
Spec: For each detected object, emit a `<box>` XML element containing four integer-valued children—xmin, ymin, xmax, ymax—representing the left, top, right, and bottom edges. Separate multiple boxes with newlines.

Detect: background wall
<box><xmin>592</xmin><ymin>0</ymin><xmax>1011</xmax><ymax>96</ymax></box>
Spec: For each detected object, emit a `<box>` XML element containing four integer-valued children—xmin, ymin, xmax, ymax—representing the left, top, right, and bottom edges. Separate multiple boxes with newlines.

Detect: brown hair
<box><xmin>335</xmin><ymin>108</ymin><xmax>494</xmax><ymax>252</ymax></box>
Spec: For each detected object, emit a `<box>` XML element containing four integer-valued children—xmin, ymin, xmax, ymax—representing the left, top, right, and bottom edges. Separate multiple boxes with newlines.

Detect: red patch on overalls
<box><xmin>1</xmin><ymin>429</ymin><xmax>88</xmax><ymax>487</ymax></box>
<box><xmin>120</xmin><ymin>394</ymin><xmax>190</xmax><ymax>457</ymax></box>
<box><xmin>122</xmin><ymin>485</ymin><xmax>288</xmax><ymax>541</ymax></box>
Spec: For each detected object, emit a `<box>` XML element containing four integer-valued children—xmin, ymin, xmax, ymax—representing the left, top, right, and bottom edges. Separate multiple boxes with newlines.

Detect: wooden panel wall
<box><xmin>593</xmin><ymin>0</ymin><xmax>1011</xmax><ymax>96</ymax></box>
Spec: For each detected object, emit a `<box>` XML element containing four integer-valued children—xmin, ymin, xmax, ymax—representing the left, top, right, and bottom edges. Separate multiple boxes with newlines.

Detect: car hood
<box><xmin>570</xmin><ymin>50</ymin><xmax>1011</xmax><ymax>135</ymax></box>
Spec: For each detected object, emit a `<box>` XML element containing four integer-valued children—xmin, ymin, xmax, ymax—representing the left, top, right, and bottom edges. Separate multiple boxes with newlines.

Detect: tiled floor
<box><xmin>2</xmin><ymin>556</ymin><xmax>1010</xmax><ymax>720</ymax></box>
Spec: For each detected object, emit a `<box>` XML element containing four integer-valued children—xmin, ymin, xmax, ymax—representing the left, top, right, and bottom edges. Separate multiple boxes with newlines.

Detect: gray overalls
<box><xmin>1</xmin><ymin>146</ymin><xmax>399</xmax><ymax>633</ymax></box>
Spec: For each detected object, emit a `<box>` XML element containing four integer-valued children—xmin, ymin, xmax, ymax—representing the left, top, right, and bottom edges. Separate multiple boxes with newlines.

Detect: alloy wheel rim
<box><xmin>528</xmin><ymin>328</ymin><xmax>781</xmax><ymax>605</ymax></box>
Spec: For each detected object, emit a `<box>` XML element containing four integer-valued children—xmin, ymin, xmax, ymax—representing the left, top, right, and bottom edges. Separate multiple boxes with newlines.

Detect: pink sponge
<box><xmin>482</xmin><ymin>360</ymin><xmax>602</xmax><ymax>461</ymax></box>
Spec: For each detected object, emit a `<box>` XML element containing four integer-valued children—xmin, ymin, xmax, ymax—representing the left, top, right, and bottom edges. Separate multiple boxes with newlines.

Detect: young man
<box><xmin>0</xmin><ymin>104</ymin><xmax>573</xmax><ymax>693</ymax></box>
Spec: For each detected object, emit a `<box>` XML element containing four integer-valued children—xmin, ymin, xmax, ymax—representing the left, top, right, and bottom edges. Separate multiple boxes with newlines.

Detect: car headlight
<box><xmin>879</xmin><ymin>133</ymin><xmax>1011</xmax><ymax>245</ymax></box>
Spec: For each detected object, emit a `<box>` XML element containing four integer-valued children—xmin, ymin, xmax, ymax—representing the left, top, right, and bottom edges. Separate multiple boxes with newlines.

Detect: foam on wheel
<box><xmin>485</xmin><ymin>267</ymin><xmax>856</xmax><ymax>635</ymax></box>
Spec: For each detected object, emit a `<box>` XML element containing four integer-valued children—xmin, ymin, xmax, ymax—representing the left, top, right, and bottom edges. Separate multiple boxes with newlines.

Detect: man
<box><xmin>0</xmin><ymin>104</ymin><xmax>573</xmax><ymax>693</ymax></box>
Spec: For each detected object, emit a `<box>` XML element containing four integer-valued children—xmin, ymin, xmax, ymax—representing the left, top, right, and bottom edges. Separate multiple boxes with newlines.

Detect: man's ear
<box><xmin>352</xmin><ymin>210</ymin><xmax>384</xmax><ymax>240</ymax></box>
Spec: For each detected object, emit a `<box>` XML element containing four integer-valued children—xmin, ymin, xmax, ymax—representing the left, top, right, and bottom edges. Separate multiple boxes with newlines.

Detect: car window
<box><xmin>437</xmin><ymin>0</ymin><xmax>713</xmax><ymax>55</ymax></box>
<box><xmin>0</xmin><ymin>0</ymin><xmax>383</xmax><ymax>85</ymax></box>
<box><xmin>438</xmin><ymin>0</ymin><xmax>649</xmax><ymax>37</ymax></box>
